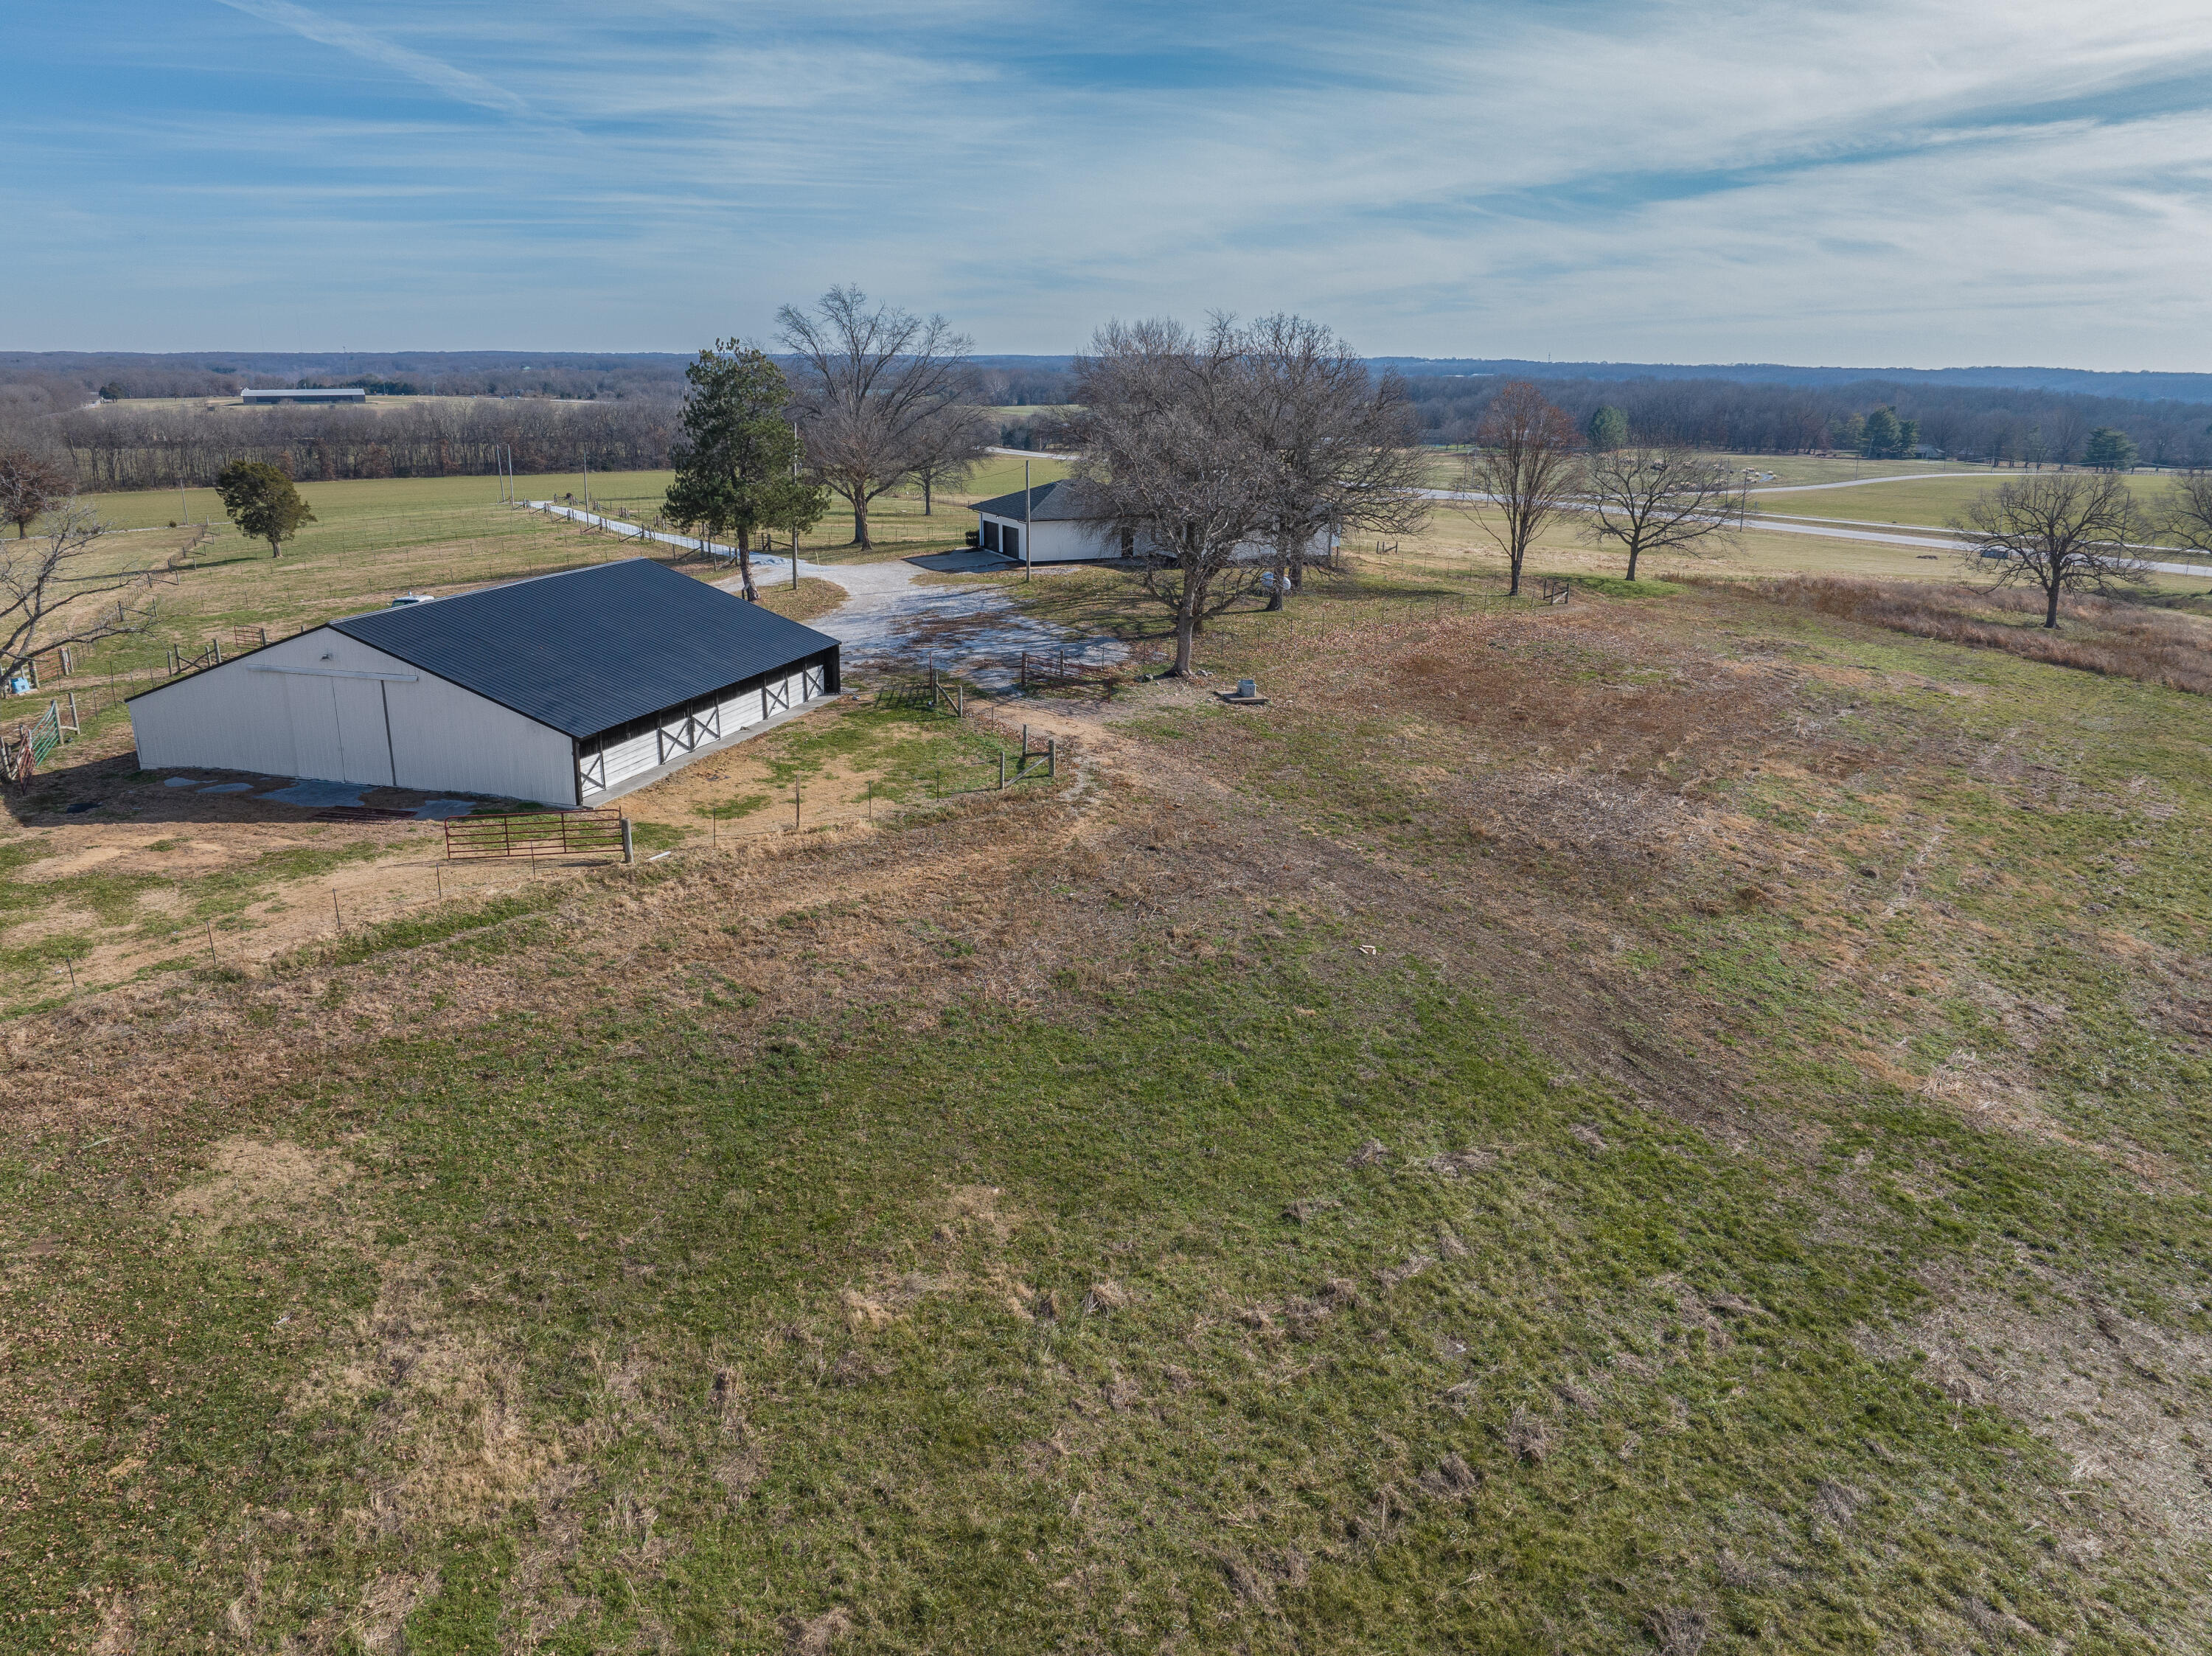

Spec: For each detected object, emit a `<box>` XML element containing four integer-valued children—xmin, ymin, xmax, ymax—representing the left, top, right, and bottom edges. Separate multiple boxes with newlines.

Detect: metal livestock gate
<box><xmin>444</xmin><ymin>807</ymin><xmax>625</xmax><ymax>861</ymax></box>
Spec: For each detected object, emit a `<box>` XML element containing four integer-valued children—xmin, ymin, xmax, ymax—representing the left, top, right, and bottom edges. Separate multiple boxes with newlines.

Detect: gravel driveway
<box><xmin>529</xmin><ymin>501</ymin><xmax>1133</xmax><ymax>684</ymax></box>
<box><xmin>717</xmin><ymin>552</ymin><xmax>1127</xmax><ymax>689</ymax></box>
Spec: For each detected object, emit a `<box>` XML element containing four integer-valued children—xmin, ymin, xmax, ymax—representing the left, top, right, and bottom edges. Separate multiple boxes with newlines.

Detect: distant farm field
<box><xmin>83</xmin><ymin>455</ymin><xmax>1071</xmax><ymax>540</ymax></box>
<box><xmin>1755</xmin><ymin>471</ymin><xmax>2184</xmax><ymax>531</ymax></box>
<box><xmin>1414</xmin><ymin>450</ymin><xmax>1997</xmax><ymax>491</ymax></box>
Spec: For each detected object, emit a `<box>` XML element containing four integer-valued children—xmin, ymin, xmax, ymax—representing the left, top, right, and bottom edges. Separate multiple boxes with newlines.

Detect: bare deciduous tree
<box><xmin>0</xmin><ymin>449</ymin><xmax>70</xmax><ymax>539</ymax></box>
<box><xmin>2161</xmin><ymin>467</ymin><xmax>2212</xmax><ymax>566</ymax></box>
<box><xmin>1069</xmin><ymin>317</ymin><xmax>1274</xmax><ymax>678</ymax></box>
<box><xmin>1</xmin><ymin>499</ymin><xmax>156</xmax><ymax>685</ymax></box>
<box><xmin>1952</xmin><ymin>473</ymin><xmax>2150</xmax><ymax>627</ymax></box>
<box><xmin>1466</xmin><ymin>382</ymin><xmax>1582</xmax><ymax>596</ymax></box>
<box><xmin>776</xmin><ymin>287</ymin><xmax>975</xmax><ymax>549</ymax></box>
<box><xmin>1577</xmin><ymin>446</ymin><xmax>1744</xmax><ymax>580</ymax></box>
<box><xmin>905</xmin><ymin>402</ymin><xmax>995</xmax><ymax>517</ymax></box>
<box><xmin>1242</xmin><ymin>314</ymin><xmax>1427</xmax><ymax>611</ymax></box>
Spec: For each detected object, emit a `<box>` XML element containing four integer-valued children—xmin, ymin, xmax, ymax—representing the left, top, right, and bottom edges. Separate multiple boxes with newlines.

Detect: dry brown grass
<box><xmin>1726</xmin><ymin>575</ymin><xmax>2212</xmax><ymax>695</ymax></box>
<box><xmin>164</xmin><ymin>1135</ymin><xmax>355</xmax><ymax>1234</ymax></box>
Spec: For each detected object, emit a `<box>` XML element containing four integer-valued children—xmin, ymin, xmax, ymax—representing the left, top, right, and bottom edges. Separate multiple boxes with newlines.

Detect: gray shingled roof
<box><xmin>970</xmin><ymin>478</ymin><xmax>1099</xmax><ymax>521</ymax></box>
<box><xmin>329</xmin><ymin>559</ymin><xmax>836</xmax><ymax>741</ymax></box>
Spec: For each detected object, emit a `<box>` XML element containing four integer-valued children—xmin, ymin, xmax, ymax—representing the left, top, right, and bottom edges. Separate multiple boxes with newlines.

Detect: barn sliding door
<box><xmin>282</xmin><ymin>674</ymin><xmax>394</xmax><ymax>785</ymax></box>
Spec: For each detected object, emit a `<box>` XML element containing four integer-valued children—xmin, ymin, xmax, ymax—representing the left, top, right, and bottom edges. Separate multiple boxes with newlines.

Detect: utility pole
<box><xmin>790</xmin><ymin>420</ymin><xmax>803</xmax><ymax>590</ymax></box>
<box><xmin>1024</xmin><ymin>457</ymin><xmax>1034</xmax><ymax>584</ymax></box>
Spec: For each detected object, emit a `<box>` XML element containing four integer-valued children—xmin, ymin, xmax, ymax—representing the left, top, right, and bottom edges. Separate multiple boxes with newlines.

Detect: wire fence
<box><xmin>23</xmin><ymin>738</ymin><xmax>1084</xmax><ymax>1004</ymax></box>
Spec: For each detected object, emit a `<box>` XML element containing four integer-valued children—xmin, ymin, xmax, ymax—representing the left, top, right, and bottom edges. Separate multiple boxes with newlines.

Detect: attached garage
<box><xmin>128</xmin><ymin>559</ymin><xmax>840</xmax><ymax>807</ymax></box>
<box><xmin>972</xmin><ymin>478</ymin><xmax>1335</xmax><ymax>566</ymax></box>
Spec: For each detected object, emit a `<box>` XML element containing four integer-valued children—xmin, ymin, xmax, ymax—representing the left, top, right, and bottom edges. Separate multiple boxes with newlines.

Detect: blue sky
<box><xmin>6</xmin><ymin>1</ymin><xmax>2211</xmax><ymax>366</ymax></box>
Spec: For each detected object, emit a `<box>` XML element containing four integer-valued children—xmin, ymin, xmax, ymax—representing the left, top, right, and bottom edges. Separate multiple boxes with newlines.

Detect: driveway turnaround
<box><xmin>520</xmin><ymin>501</ymin><xmax>1125</xmax><ymax>688</ymax></box>
<box><xmin>717</xmin><ymin>554</ymin><xmax>1126</xmax><ymax>690</ymax></box>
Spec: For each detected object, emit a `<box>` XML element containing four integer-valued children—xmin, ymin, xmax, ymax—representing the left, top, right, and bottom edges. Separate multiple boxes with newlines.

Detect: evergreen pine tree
<box><xmin>664</xmin><ymin>340</ymin><xmax>829</xmax><ymax>601</ymax></box>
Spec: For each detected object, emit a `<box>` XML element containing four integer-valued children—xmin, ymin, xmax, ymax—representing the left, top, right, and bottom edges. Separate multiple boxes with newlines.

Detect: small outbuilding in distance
<box><xmin>240</xmin><ymin>387</ymin><xmax>367</xmax><ymax>405</ymax></box>
<box><xmin>971</xmin><ymin>479</ymin><xmax>1336</xmax><ymax>566</ymax></box>
<box><xmin>128</xmin><ymin>560</ymin><xmax>840</xmax><ymax>807</ymax></box>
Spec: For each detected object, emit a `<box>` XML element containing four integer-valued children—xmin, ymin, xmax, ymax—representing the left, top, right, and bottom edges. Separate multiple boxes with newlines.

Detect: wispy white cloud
<box><xmin>6</xmin><ymin>1</ymin><xmax>2209</xmax><ymax>363</ymax></box>
<box><xmin>212</xmin><ymin>0</ymin><xmax>532</xmax><ymax>116</ymax></box>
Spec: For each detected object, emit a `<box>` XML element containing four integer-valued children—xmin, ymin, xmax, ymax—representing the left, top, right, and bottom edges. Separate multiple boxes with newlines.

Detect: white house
<box><xmin>971</xmin><ymin>479</ymin><xmax>1335</xmax><ymax>566</ymax></box>
<box><xmin>127</xmin><ymin>560</ymin><xmax>839</xmax><ymax>808</ymax></box>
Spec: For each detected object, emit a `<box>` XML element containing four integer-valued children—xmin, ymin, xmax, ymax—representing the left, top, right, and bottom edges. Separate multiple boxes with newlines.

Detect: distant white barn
<box><xmin>127</xmin><ymin>560</ymin><xmax>840</xmax><ymax>807</ymax></box>
<box><xmin>241</xmin><ymin>387</ymin><xmax>366</xmax><ymax>405</ymax></box>
<box><xmin>971</xmin><ymin>479</ymin><xmax>1335</xmax><ymax>566</ymax></box>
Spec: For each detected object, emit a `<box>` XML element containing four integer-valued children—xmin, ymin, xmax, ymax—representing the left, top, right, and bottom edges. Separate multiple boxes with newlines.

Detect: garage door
<box><xmin>282</xmin><ymin>674</ymin><xmax>395</xmax><ymax>785</ymax></box>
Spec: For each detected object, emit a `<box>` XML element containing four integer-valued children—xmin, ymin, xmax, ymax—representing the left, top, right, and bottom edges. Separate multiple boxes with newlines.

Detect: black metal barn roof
<box><xmin>970</xmin><ymin>478</ymin><xmax>1099</xmax><ymax>521</ymax></box>
<box><xmin>328</xmin><ymin>559</ymin><xmax>837</xmax><ymax>741</ymax></box>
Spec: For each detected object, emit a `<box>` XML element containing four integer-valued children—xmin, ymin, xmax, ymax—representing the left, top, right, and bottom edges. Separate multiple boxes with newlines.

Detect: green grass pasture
<box><xmin>5</xmin><ymin>446</ymin><xmax>2209</xmax><ymax>1655</ymax></box>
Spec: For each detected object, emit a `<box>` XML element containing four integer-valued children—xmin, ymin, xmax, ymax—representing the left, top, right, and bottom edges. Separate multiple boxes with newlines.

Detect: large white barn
<box><xmin>971</xmin><ymin>479</ymin><xmax>1335</xmax><ymax>566</ymax></box>
<box><xmin>127</xmin><ymin>560</ymin><xmax>840</xmax><ymax>808</ymax></box>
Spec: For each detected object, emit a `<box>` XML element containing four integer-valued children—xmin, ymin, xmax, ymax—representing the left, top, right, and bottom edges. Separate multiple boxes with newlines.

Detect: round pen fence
<box><xmin>444</xmin><ymin>807</ymin><xmax>625</xmax><ymax>862</ymax></box>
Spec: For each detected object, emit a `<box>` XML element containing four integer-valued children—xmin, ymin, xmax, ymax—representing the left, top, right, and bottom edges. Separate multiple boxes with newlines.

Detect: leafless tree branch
<box><xmin>776</xmin><ymin>286</ymin><xmax>975</xmax><ymax>549</ymax></box>
<box><xmin>1466</xmin><ymin>382</ymin><xmax>1582</xmax><ymax>597</ymax></box>
<box><xmin>1069</xmin><ymin>317</ymin><xmax>1275</xmax><ymax>677</ymax></box>
<box><xmin>0</xmin><ymin>499</ymin><xmax>158</xmax><ymax>681</ymax></box>
<box><xmin>1576</xmin><ymin>446</ymin><xmax>1744</xmax><ymax>581</ymax></box>
<box><xmin>1241</xmin><ymin>313</ymin><xmax>1428</xmax><ymax>610</ymax></box>
<box><xmin>1951</xmin><ymin>473</ymin><xmax>2150</xmax><ymax>628</ymax></box>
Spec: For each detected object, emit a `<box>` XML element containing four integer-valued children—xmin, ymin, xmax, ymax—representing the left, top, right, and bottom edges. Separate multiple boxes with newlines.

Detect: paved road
<box><xmin>1746</xmin><ymin>472</ymin><xmax>1988</xmax><ymax>494</ymax></box>
<box><xmin>1416</xmin><ymin>489</ymin><xmax>2212</xmax><ymax>577</ymax></box>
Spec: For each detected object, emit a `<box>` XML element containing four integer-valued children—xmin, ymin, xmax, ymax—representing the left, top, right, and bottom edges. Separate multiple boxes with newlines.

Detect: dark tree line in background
<box><xmin>10</xmin><ymin>343</ymin><xmax>2212</xmax><ymax>501</ymax></box>
<box><xmin>1396</xmin><ymin>374</ymin><xmax>2212</xmax><ymax>467</ymax></box>
<box><xmin>0</xmin><ymin>351</ymin><xmax>688</xmax><ymax>407</ymax></box>
<box><xmin>35</xmin><ymin>399</ymin><xmax>680</xmax><ymax>491</ymax></box>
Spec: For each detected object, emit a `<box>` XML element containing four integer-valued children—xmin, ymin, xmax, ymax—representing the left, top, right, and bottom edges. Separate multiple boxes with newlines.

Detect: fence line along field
<box><xmin>0</xmin><ymin>664</ymin><xmax>1074</xmax><ymax>1009</ymax></box>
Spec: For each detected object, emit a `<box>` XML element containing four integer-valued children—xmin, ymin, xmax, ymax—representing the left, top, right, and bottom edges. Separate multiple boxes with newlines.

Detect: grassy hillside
<box><xmin>4</xmin><ymin>552</ymin><xmax>2208</xmax><ymax>1652</ymax></box>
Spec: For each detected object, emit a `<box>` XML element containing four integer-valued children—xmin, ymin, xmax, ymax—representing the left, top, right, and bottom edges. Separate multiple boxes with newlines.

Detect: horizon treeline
<box><xmin>11</xmin><ymin>355</ymin><xmax>2212</xmax><ymax>493</ymax></box>
<box><xmin>0</xmin><ymin>351</ymin><xmax>1076</xmax><ymax>414</ymax></box>
<box><xmin>38</xmin><ymin>398</ymin><xmax>677</xmax><ymax>490</ymax></box>
<box><xmin>0</xmin><ymin>352</ymin><xmax>686</xmax><ymax>411</ymax></box>
<box><xmin>1388</xmin><ymin>373</ymin><xmax>2212</xmax><ymax>467</ymax></box>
